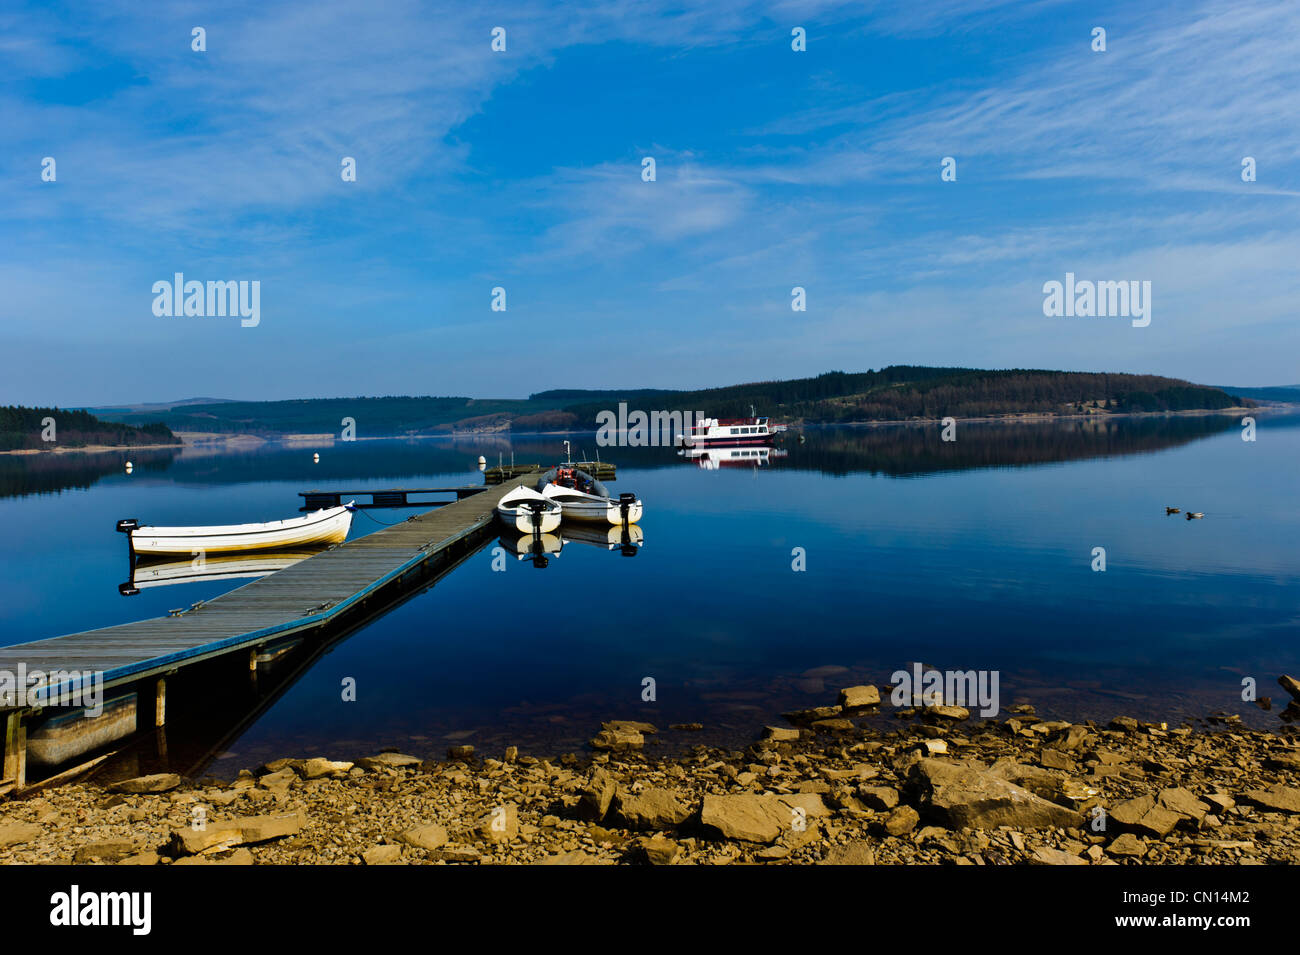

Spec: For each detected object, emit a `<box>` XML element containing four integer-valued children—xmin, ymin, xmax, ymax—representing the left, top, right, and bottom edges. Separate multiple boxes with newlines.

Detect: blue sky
<box><xmin>2</xmin><ymin>0</ymin><xmax>1298</xmax><ymax>405</ymax></box>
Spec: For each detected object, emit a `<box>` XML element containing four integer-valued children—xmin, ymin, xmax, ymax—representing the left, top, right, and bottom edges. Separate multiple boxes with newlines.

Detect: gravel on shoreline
<box><xmin>3</xmin><ymin>684</ymin><xmax>1299</xmax><ymax>866</ymax></box>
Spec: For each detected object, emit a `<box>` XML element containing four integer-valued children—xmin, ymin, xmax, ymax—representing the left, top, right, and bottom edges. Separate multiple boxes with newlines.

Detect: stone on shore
<box><xmin>298</xmin><ymin>758</ymin><xmax>353</xmax><ymax>779</ymax></box>
<box><xmin>700</xmin><ymin>793</ymin><xmax>825</xmax><ymax>844</ymax></box>
<box><xmin>578</xmin><ymin>767</ymin><xmax>617</xmax><ymax>820</ymax></box>
<box><xmin>1108</xmin><ymin>833</ymin><xmax>1147</xmax><ymax>858</ymax></box>
<box><xmin>838</xmin><ymin>686</ymin><xmax>881</xmax><ymax>709</ymax></box>
<box><xmin>357</xmin><ymin>752</ymin><xmax>422</xmax><ymax>771</ymax></box>
<box><xmin>909</xmin><ymin>758</ymin><xmax>1083</xmax><ymax>830</ymax></box>
<box><xmin>615</xmin><ymin>788</ymin><xmax>691</xmax><ymax>830</ymax></box>
<box><xmin>590</xmin><ymin>721</ymin><xmax>653</xmax><ymax>751</ymax></box>
<box><xmin>1278</xmin><ymin>674</ymin><xmax>1300</xmax><ymax>703</ymax></box>
<box><xmin>1110</xmin><ymin>795</ymin><xmax>1181</xmax><ymax>837</ymax></box>
<box><xmin>477</xmin><ymin>803</ymin><xmax>519</xmax><ymax>843</ymax></box>
<box><xmin>884</xmin><ymin>805</ymin><xmax>920</xmax><ymax>836</ymax></box>
<box><xmin>398</xmin><ymin>824</ymin><xmax>449</xmax><ymax>851</ymax></box>
<box><xmin>820</xmin><ymin>841</ymin><xmax>876</xmax><ymax>864</ymax></box>
<box><xmin>107</xmin><ymin>773</ymin><xmax>182</xmax><ymax>794</ymax></box>
<box><xmin>73</xmin><ymin>840</ymin><xmax>134</xmax><ymax>863</ymax></box>
<box><xmin>170</xmin><ymin>811</ymin><xmax>305</xmax><ymax>855</ymax></box>
<box><xmin>362</xmin><ymin>845</ymin><xmax>403</xmax><ymax>865</ymax></box>
<box><xmin>1242</xmin><ymin>785</ymin><xmax>1300</xmax><ymax>814</ymax></box>
<box><xmin>0</xmin><ymin>822</ymin><xmax>41</xmax><ymax>847</ymax></box>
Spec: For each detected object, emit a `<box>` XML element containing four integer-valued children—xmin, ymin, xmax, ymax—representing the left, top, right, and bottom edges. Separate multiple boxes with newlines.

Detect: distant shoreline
<box><xmin>0</xmin><ymin>404</ymin><xmax>1286</xmax><ymax>456</ymax></box>
<box><xmin>0</xmin><ymin>441</ymin><xmax>183</xmax><ymax>457</ymax></box>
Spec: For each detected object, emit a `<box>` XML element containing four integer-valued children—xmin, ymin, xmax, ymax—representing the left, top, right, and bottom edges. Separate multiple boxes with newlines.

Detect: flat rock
<box><xmin>0</xmin><ymin>822</ymin><xmax>41</xmax><ymax>847</ymax></box>
<box><xmin>534</xmin><ymin>849</ymin><xmax>607</xmax><ymax>865</ymax></box>
<box><xmin>1158</xmin><ymin>787</ymin><xmax>1210</xmax><ymax>821</ymax></box>
<box><xmin>615</xmin><ymin>788</ymin><xmax>691</xmax><ymax>830</ymax></box>
<box><xmin>361</xmin><ymin>845</ymin><xmax>403</xmax><ymax>865</ymax></box>
<box><xmin>1108</xmin><ymin>833</ymin><xmax>1147</xmax><ymax>857</ymax></box>
<box><xmin>357</xmin><ymin>752</ymin><xmax>422</xmax><ymax>771</ymax></box>
<box><xmin>298</xmin><ymin>758</ymin><xmax>353</xmax><ymax>779</ymax></box>
<box><xmin>1242</xmin><ymin>785</ymin><xmax>1300</xmax><ymax>814</ymax></box>
<box><xmin>858</xmin><ymin>785</ymin><xmax>900</xmax><ymax>810</ymax></box>
<box><xmin>107</xmin><ymin>773</ymin><xmax>182</xmax><ymax>794</ymax></box>
<box><xmin>73</xmin><ymin>840</ymin><xmax>134</xmax><ymax>863</ymax></box>
<box><xmin>700</xmin><ymin>793</ymin><xmax>816</xmax><ymax>844</ymax></box>
<box><xmin>171</xmin><ymin>811</ymin><xmax>305</xmax><ymax>855</ymax></box>
<box><xmin>764</xmin><ymin>726</ymin><xmax>801</xmax><ymax>742</ymax></box>
<box><xmin>1029</xmin><ymin>846</ymin><xmax>1087</xmax><ymax>865</ymax></box>
<box><xmin>922</xmin><ymin>705</ymin><xmax>970</xmax><ymax>722</ymax></box>
<box><xmin>909</xmin><ymin>758</ymin><xmax>1083</xmax><ymax>830</ymax></box>
<box><xmin>1110</xmin><ymin>795</ymin><xmax>1181</xmax><ymax>837</ymax></box>
<box><xmin>173</xmin><ymin>848</ymin><xmax>254</xmax><ymax>866</ymax></box>
<box><xmin>398</xmin><ymin>824</ymin><xmax>449</xmax><ymax>851</ymax></box>
<box><xmin>838</xmin><ymin>685</ymin><xmax>881</xmax><ymax>709</ymax></box>
<box><xmin>428</xmin><ymin>845</ymin><xmax>482</xmax><ymax>862</ymax></box>
<box><xmin>820</xmin><ymin>841</ymin><xmax>876</xmax><ymax>865</ymax></box>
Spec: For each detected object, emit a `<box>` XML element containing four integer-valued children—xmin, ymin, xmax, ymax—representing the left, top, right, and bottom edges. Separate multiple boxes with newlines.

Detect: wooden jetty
<box><xmin>483</xmin><ymin>461</ymin><xmax>615</xmax><ymax>484</ymax></box>
<box><xmin>299</xmin><ymin>485</ymin><xmax>489</xmax><ymax>510</ymax></box>
<box><xmin>0</xmin><ymin>476</ymin><xmax>533</xmax><ymax>792</ymax></box>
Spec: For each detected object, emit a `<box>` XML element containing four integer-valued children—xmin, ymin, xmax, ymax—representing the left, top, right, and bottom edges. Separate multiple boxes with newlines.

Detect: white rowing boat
<box><xmin>495</xmin><ymin>486</ymin><xmax>562</xmax><ymax>534</ymax></box>
<box><xmin>117</xmin><ymin>503</ymin><xmax>354</xmax><ymax>556</ymax></box>
<box><xmin>536</xmin><ymin>467</ymin><xmax>642</xmax><ymax>525</ymax></box>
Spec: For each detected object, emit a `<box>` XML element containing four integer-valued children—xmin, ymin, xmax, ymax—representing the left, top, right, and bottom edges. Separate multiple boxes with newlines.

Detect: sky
<box><xmin>2</xmin><ymin>0</ymin><xmax>1298</xmax><ymax>405</ymax></box>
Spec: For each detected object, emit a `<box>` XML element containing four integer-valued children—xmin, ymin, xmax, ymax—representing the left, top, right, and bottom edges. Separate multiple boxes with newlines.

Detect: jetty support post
<box><xmin>3</xmin><ymin>710</ymin><xmax>27</xmax><ymax>791</ymax></box>
<box><xmin>154</xmin><ymin>677</ymin><xmax>166</xmax><ymax>727</ymax></box>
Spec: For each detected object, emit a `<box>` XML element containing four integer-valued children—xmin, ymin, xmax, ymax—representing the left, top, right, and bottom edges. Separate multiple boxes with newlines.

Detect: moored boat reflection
<box><xmin>120</xmin><ymin>548</ymin><xmax>328</xmax><ymax>595</ymax></box>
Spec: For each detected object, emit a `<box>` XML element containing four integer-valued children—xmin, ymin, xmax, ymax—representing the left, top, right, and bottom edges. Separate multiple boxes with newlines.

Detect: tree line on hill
<box><xmin>0</xmin><ymin>406</ymin><xmax>176</xmax><ymax>452</ymax></box>
<box><xmin>80</xmin><ymin>367</ymin><xmax>1251</xmax><ymax>437</ymax></box>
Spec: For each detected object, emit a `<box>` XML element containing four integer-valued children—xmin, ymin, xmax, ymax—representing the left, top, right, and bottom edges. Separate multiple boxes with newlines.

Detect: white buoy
<box><xmin>313</xmin><ymin>452</ymin><xmax>320</xmax><ymax>463</ymax></box>
<box><xmin>124</xmin><ymin>461</ymin><xmax>133</xmax><ymax>473</ymax></box>
<box><xmin>478</xmin><ymin>455</ymin><xmax>486</xmax><ymax>472</ymax></box>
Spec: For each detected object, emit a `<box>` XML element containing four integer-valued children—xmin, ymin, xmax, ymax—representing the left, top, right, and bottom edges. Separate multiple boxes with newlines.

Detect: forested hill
<box><xmin>88</xmin><ymin>367</ymin><xmax>1251</xmax><ymax>436</ymax></box>
<box><xmin>555</xmin><ymin>368</ymin><xmax>1249</xmax><ymax>426</ymax></box>
<box><xmin>0</xmin><ymin>406</ymin><xmax>177</xmax><ymax>451</ymax></box>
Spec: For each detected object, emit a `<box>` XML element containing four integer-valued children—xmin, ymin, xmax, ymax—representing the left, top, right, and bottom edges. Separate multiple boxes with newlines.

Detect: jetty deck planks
<box><xmin>0</xmin><ymin>476</ymin><xmax>532</xmax><ymax>702</ymax></box>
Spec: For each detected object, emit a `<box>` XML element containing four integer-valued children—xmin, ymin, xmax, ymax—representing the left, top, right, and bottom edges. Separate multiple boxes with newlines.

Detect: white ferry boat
<box><xmin>676</xmin><ymin>415</ymin><xmax>786</xmax><ymax>449</ymax></box>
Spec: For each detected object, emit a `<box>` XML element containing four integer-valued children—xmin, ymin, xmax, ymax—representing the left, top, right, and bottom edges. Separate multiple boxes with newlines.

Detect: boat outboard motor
<box><xmin>618</xmin><ymin>493</ymin><xmax>637</xmax><ymax>523</ymax></box>
<box><xmin>118</xmin><ymin>582</ymin><xmax>140</xmax><ymax>597</ymax></box>
<box><xmin>116</xmin><ymin>519</ymin><xmax>139</xmax><ymax>533</ymax></box>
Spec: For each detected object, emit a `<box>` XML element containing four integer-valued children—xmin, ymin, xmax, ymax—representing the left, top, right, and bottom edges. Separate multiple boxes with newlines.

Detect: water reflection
<box><xmin>120</xmin><ymin>548</ymin><xmax>326</xmax><ymax>595</ymax></box>
<box><xmin>562</xmin><ymin>522</ymin><xmax>643</xmax><ymax>555</ymax></box>
<box><xmin>680</xmin><ymin>446</ymin><xmax>788</xmax><ymax>469</ymax></box>
<box><xmin>1</xmin><ymin>412</ymin><xmax>1272</xmax><ymax>502</ymax></box>
<box><xmin>497</xmin><ymin>532</ymin><xmax>563</xmax><ymax>568</ymax></box>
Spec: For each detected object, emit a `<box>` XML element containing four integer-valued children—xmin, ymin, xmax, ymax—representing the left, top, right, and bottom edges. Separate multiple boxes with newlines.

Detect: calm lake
<box><xmin>2</xmin><ymin>412</ymin><xmax>1297</xmax><ymax>778</ymax></box>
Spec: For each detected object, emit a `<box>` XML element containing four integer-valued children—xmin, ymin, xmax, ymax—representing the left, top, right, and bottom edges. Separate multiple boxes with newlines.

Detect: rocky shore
<box><xmin>3</xmin><ymin>679</ymin><xmax>1299</xmax><ymax>866</ymax></box>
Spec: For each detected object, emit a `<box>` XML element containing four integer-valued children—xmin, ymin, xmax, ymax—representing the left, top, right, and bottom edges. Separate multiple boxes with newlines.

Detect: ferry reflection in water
<box><xmin>680</xmin><ymin>446</ymin><xmax>788</xmax><ymax>469</ymax></box>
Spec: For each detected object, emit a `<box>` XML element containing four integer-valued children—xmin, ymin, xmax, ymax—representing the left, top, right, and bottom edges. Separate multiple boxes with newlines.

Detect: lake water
<box><xmin>2</xmin><ymin>413</ymin><xmax>1297</xmax><ymax>778</ymax></box>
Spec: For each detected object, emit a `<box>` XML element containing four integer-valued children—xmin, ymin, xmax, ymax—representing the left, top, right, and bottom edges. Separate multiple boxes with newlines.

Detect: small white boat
<box><xmin>496</xmin><ymin>486</ymin><xmax>561</xmax><ymax>534</ymax></box>
<box><xmin>536</xmin><ymin>467</ymin><xmax>642</xmax><ymax>525</ymax></box>
<box><xmin>117</xmin><ymin>504</ymin><xmax>354</xmax><ymax>556</ymax></box>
